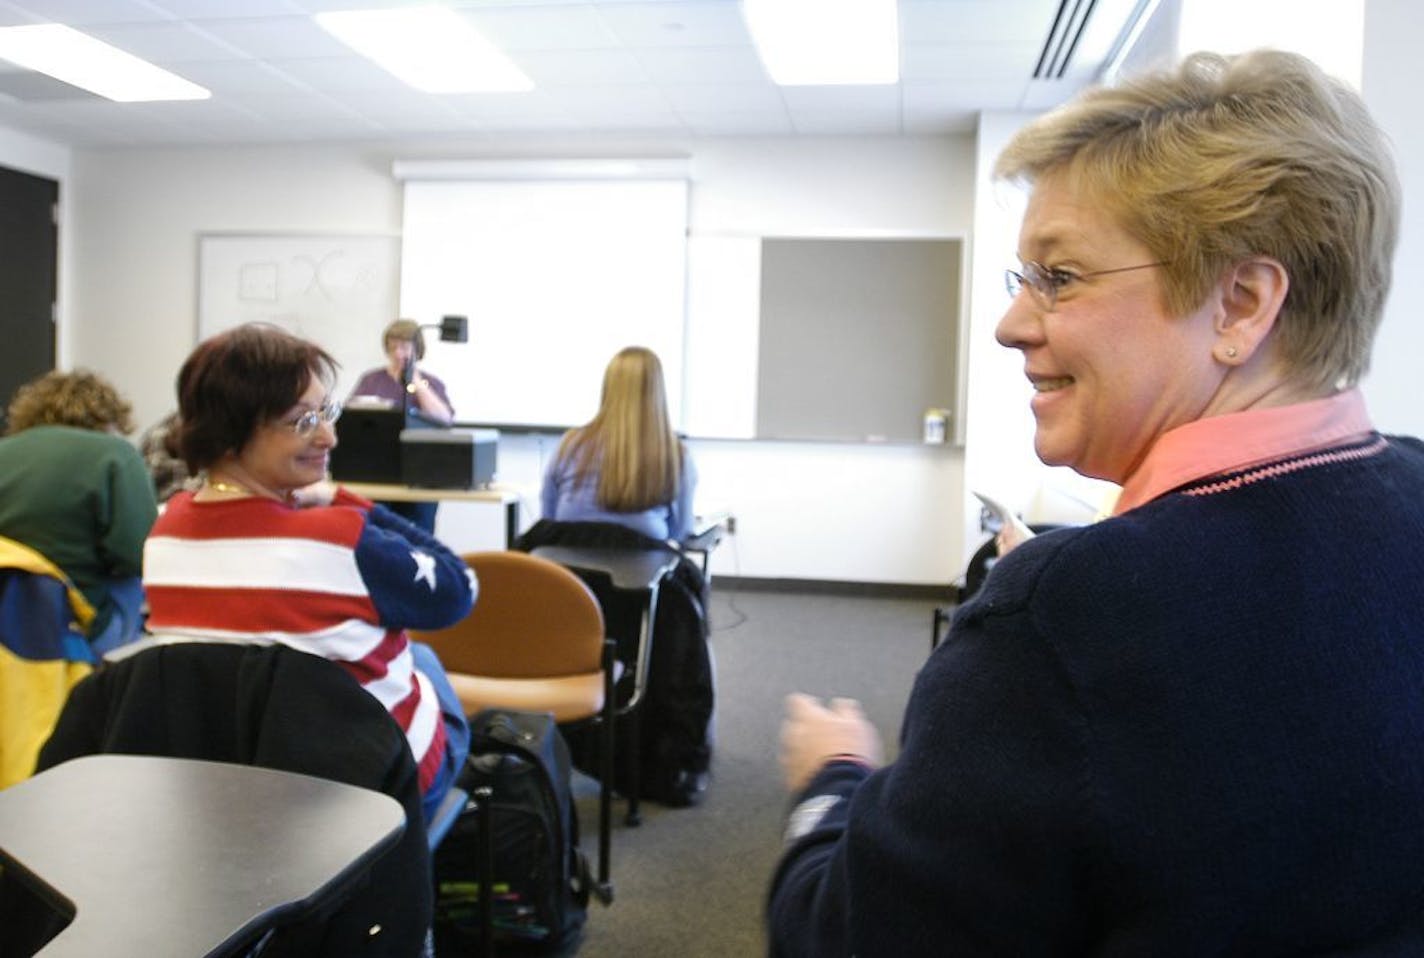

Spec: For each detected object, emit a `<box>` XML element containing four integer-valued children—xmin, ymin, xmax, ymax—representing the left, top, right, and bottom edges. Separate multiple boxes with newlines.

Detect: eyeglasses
<box><xmin>281</xmin><ymin>399</ymin><xmax>342</xmax><ymax>438</ymax></box>
<box><xmin>1005</xmin><ymin>260</ymin><xmax>1167</xmax><ymax>311</ymax></box>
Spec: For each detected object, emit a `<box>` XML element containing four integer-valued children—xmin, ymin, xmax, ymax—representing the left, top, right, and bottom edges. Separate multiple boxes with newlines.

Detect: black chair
<box><xmin>32</xmin><ymin>640</ymin><xmax>439</xmax><ymax>957</ymax></box>
<box><xmin>932</xmin><ymin>524</ymin><xmax>1066</xmax><ymax>651</ymax></box>
<box><xmin>516</xmin><ymin>519</ymin><xmax>715</xmax><ymax>821</ymax></box>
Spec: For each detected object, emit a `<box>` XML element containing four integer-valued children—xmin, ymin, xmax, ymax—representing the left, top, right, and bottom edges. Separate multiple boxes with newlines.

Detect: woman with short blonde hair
<box><xmin>770</xmin><ymin>50</ymin><xmax>1424</xmax><ymax>955</ymax></box>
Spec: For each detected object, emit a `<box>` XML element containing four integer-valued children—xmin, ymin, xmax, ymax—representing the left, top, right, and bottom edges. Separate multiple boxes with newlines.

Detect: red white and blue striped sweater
<box><xmin>144</xmin><ymin>487</ymin><xmax>476</xmax><ymax>794</ymax></box>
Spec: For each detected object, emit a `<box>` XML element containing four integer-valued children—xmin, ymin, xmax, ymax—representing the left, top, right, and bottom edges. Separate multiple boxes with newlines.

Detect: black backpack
<box><xmin>433</xmin><ymin>709</ymin><xmax>590</xmax><ymax>955</ymax></box>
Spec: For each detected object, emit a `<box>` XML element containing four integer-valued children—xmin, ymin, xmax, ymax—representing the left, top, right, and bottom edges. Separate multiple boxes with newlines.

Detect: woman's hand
<box><xmin>289</xmin><ymin>478</ymin><xmax>338</xmax><ymax>508</ymax></box>
<box><xmin>407</xmin><ymin>375</ymin><xmax>454</xmax><ymax>424</ymax></box>
<box><xmin>780</xmin><ymin>692</ymin><xmax>883</xmax><ymax>793</ymax></box>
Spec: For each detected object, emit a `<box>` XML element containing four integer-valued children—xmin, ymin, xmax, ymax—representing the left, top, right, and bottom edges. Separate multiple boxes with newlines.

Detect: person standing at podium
<box><xmin>349</xmin><ymin>319</ymin><xmax>455</xmax><ymax>426</ymax></box>
<box><xmin>349</xmin><ymin>318</ymin><xmax>454</xmax><ymax>531</ymax></box>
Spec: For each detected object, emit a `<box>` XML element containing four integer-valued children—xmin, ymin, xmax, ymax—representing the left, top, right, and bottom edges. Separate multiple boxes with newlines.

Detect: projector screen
<box><xmin>398</xmin><ymin>178</ymin><xmax>689</xmax><ymax>430</ymax></box>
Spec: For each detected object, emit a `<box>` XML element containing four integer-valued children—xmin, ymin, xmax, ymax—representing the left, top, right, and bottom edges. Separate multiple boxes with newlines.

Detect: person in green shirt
<box><xmin>0</xmin><ymin>370</ymin><xmax>157</xmax><ymax>647</ymax></box>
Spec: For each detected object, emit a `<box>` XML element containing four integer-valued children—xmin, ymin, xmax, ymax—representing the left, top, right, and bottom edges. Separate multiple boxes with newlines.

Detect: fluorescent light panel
<box><xmin>0</xmin><ymin>24</ymin><xmax>209</xmax><ymax>102</ymax></box>
<box><xmin>315</xmin><ymin>6</ymin><xmax>532</xmax><ymax>93</ymax></box>
<box><xmin>742</xmin><ymin>0</ymin><xmax>899</xmax><ymax>86</ymax></box>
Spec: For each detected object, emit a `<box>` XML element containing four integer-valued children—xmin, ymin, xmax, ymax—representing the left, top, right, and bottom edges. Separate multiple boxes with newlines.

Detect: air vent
<box><xmin>1034</xmin><ymin>0</ymin><xmax>1100</xmax><ymax>80</ymax></box>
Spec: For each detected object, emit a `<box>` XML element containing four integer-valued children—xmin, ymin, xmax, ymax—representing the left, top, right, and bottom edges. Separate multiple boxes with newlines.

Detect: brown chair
<box><xmin>411</xmin><ymin>550</ymin><xmax>617</xmax><ymax>901</ymax></box>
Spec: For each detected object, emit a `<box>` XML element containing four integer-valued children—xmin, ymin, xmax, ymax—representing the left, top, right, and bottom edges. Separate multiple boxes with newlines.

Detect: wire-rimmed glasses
<box><xmin>1005</xmin><ymin>260</ymin><xmax>1167</xmax><ymax>311</ymax></box>
<box><xmin>284</xmin><ymin>399</ymin><xmax>342</xmax><ymax>438</ymax></box>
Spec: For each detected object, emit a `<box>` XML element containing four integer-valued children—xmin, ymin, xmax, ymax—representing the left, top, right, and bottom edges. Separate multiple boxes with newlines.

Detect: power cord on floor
<box><xmin>709</xmin><ymin>528</ymin><xmax>748</xmax><ymax>633</ymax></box>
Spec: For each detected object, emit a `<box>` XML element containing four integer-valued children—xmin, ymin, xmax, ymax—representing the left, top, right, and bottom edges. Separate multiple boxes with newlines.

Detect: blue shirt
<box><xmin>539</xmin><ymin>439</ymin><xmax>697</xmax><ymax>542</ymax></box>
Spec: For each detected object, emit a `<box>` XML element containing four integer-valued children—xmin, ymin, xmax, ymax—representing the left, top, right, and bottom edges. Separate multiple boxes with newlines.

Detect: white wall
<box><xmin>1362</xmin><ymin>0</ymin><xmax>1424</xmax><ymax>435</ymax></box>
<box><xmin>67</xmin><ymin>136</ymin><xmax>978</xmax><ymax>585</ymax></box>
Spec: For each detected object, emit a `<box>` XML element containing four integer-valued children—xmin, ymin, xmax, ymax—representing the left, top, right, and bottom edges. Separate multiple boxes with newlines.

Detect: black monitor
<box><xmin>330</xmin><ymin>408</ymin><xmax>404</xmax><ymax>483</ymax></box>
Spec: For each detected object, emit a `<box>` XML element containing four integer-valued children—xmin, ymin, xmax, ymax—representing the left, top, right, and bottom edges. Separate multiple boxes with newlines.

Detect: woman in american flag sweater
<box><xmin>144</xmin><ymin>323</ymin><xmax>475</xmax><ymax>822</ymax></box>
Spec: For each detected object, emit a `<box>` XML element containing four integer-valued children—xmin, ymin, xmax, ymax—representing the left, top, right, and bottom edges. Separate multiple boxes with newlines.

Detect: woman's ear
<box><xmin>1213</xmin><ymin>256</ymin><xmax>1289</xmax><ymax>365</ymax></box>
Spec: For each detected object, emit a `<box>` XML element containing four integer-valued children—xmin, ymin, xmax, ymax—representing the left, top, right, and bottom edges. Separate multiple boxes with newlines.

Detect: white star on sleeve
<box><xmin>411</xmin><ymin>549</ymin><xmax>437</xmax><ymax>591</ymax></box>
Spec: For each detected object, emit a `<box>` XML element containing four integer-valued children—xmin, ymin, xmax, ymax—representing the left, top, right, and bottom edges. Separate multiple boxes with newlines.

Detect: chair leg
<box><xmin>931</xmin><ymin>606</ymin><xmax>951</xmax><ymax>652</ymax></box>
<box><xmin>595</xmin><ymin>639</ymin><xmax>616</xmax><ymax>903</ymax></box>
<box><xmin>624</xmin><ymin>704</ymin><xmax>642</xmax><ymax>827</ymax></box>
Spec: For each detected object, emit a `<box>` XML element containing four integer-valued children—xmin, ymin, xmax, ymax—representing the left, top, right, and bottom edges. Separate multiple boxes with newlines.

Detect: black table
<box><xmin>0</xmin><ymin>754</ymin><xmax>406</xmax><ymax>957</ymax></box>
<box><xmin>530</xmin><ymin>544</ymin><xmax>679</xmax><ymax>825</ymax></box>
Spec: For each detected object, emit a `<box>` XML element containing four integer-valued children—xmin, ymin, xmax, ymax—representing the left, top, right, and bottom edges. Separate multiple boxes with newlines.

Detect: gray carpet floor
<box><xmin>572</xmin><ymin>586</ymin><xmax>939</xmax><ymax>958</ymax></box>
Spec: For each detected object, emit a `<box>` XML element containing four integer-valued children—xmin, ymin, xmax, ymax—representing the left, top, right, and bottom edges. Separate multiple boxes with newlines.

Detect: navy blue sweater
<box><xmin>769</xmin><ymin>433</ymin><xmax>1424</xmax><ymax>956</ymax></box>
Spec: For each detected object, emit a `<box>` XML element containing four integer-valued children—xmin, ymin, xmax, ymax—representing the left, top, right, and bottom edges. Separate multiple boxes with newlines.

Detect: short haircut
<box><xmin>995</xmin><ymin>49</ymin><xmax>1400</xmax><ymax>392</ymax></box>
<box><xmin>383</xmin><ymin>318</ymin><xmax>425</xmax><ymax>360</ymax></box>
<box><xmin>5</xmin><ymin>369</ymin><xmax>134</xmax><ymax>435</ymax></box>
<box><xmin>176</xmin><ymin>323</ymin><xmax>337</xmax><ymax>472</ymax></box>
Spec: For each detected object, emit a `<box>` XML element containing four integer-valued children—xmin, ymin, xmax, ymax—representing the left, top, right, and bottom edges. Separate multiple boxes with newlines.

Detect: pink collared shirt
<box><xmin>1113</xmin><ymin>389</ymin><xmax>1375</xmax><ymax>516</ymax></box>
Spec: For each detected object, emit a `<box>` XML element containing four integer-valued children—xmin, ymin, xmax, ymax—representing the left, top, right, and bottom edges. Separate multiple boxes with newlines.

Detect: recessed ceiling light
<box><xmin>742</xmin><ymin>0</ymin><xmax>899</xmax><ymax>86</ymax></box>
<box><xmin>0</xmin><ymin>24</ymin><xmax>210</xmax><ymax>102</ymax></box>
<box><xmin>315</xmin><ymin>6</ymin><xmax>533</xmax><ymax>94</ymax></box>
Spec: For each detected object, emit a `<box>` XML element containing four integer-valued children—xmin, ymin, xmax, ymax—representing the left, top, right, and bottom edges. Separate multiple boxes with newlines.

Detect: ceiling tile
<box><xmin>517</xmin><ymin>48</ymin><xmax>648</xmax><ymax>86</ymax></box>
<box><xmin>0</xmin><ymin>0</ymin><xmax>1135</xmax><ymax>148</ymax></box>
<box><xmin>84</xmin><ymin>21</ymin><xmax>250</xmax><ymax>62</ymax></box>
<box><xmin>681</xmin><ymin>109</ymin><xmax>793</xmax><ymax>137</ymax></box>
<box><xmin>463</xmin><ymin>3</ymin><xmax>621</xmax><ymax>51</ymax></box>
<box><xmin>634</xmin><ymin>45</ymin><xmax>767</xmax><ymax>84</ymax></box>
<box><xmin>596</xmin><ymin>1</ymin><xmax>751</xmax><ymax>48</ymax></box>
<box><xmin>661</xmin><ymin>81</ymin><xmax>782</xmax><ymax>113</ymax></box>
<box><xmin>264</xmin><ymin>56</ymin><xmax>412</xmax><ymax>94</ymax></box>
<box><xmin>6</xmin><ymin>0</ymin><xmax>177</xmax><ymax>25</ymax></box>
<box><xmin>195</xmin><ymin>15</ymin><xmax>351</xmax><ymax>60</ymax></box>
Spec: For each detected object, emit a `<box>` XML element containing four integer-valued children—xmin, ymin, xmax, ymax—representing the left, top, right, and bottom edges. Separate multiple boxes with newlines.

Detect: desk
<box><xmin>530</xmin><ymin>545</ymin><xmax>678</xmax><ymax>826</ymax></box>
<box><xmin>342</xmin><ymin>482</ymin><xmax>521</xmax><ymax>548</ymax></box>
<box><xmin>0</xmin><ymin>754</ymin><xmax>405</xmax><ymax>957</ymax></box>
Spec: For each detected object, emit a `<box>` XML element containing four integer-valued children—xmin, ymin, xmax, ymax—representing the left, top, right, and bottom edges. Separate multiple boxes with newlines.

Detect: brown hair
<box><xmin>5</xmin><ymin>369</ymin><xmax>134</xmax><ymax>435</ymax></box>
<box><xmin>559</xmin><ymin>346</ymin><xmax>681</xmax><ymax>512</ymax></box>
<box><xmin>175</xmin><ymin>323</ymin><xmax>337</xmax><ymax>471</ymax></box>
<box><xmin>995</xmin><ymin>49</ymin><xmax>1400</xmax><ymax>392</ymax></box>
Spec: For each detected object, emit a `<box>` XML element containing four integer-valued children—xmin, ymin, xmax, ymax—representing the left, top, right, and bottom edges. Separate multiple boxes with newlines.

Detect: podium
<box><xmin>331</xmin><ymin>409</ymin><xmax>496</xmax><ymax>490</ymax></box>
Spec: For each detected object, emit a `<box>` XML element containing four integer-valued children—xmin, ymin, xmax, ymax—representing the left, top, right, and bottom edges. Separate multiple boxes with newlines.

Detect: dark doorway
<box><xmin>0</xmin><ymin>164</ymin><xmax>59</xmax><ymax>431</ymax></box>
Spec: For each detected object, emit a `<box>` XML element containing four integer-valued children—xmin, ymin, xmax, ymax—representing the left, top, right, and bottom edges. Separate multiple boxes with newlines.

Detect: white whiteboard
<box><xmin>196</xmin><ymin>233</ymin><xmax>401</xmax><ymax>398</ymax></box>
<box><xmin>399</xmin><ymin>179</ymin><xmax>688</xmax><ymax>429</ymax></box>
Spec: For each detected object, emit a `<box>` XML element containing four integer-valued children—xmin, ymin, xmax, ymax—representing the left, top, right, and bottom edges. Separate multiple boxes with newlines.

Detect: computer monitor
<box><xmin>330</xmin><ymin>408</ymin><xmax>404</xmax><ymax>483</ymax></box>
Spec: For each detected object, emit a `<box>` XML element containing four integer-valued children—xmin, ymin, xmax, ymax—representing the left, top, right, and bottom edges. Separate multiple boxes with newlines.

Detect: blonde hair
<box><xmin>6</xmin><ymin>369</ymin><xmax>134</xmax><ymax>435</ymax></box>
<box><xmin>559</xmin><ymin>346</ymin><xmax>681</xmax><ymax>512</ymax></box>
<box><xmin>995</xmin><ymin>49</ymin><xmax>1400</xmax><ymax>392</ymax></box>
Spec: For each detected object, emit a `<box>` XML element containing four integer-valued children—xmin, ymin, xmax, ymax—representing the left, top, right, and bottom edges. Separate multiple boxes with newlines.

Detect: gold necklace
<box><xmin>205</xmin><ymin>478</ymin><xmax>251</xmax><ymax>496</ymax></box>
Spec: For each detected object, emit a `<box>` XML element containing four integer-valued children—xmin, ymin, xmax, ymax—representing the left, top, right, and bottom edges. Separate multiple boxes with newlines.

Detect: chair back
<box><xmin>417</xmin><ymin>551</ymin><xmax>605</xmax><ymax>680</ymax></box>
<box><xmin>35</xmin><ymin>640</ymin><xmax>432</xmax><ymax>957</ymax></box>
<box><xmin>0</xmin><ymin>536</ymin><xmax>97</xmax><ymax>788</ymax></box>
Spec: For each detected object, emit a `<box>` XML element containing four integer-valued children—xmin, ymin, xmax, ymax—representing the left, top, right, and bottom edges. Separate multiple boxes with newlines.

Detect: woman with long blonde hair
<box><xmin>539</xmin><ymin>346</ymin><xmax>696</xmax><ymax>541</ymax></box>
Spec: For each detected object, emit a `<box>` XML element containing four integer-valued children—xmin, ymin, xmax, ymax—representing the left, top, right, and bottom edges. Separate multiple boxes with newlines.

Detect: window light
<box><xmin>741</xmin><ymin>0</ymin><xmax>899</xmax><ymax>86</ymax></box>
<box><xmin>0</xmin><ymin>24</ymin><xmax>210</xmax><ymax>102</ymax></box>
<box><xmin>315</xmin><ymin>6</ymin><xmax>533</xmax><ymax>93</ymax></box>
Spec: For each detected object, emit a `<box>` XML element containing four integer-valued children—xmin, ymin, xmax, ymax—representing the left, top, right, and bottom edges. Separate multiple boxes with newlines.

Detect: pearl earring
<box><xmin>1225</xmin><ymin>346</ymin><xmax>1239</xmax><ymax>359</ymax></box>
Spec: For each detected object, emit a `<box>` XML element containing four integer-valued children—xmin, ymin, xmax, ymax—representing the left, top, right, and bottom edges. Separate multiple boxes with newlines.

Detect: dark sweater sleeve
<box><xmin>96</xmin><ymin>439</ymin><xmax>158</xmax><ymax>579</ymax></box>
<box><xmin>767</xmin><ymin>543</ymin><xmax>1099</xmax><ymax>957</ymax></box>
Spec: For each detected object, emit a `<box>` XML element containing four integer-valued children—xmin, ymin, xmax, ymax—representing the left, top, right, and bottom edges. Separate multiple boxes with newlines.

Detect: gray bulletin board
<box><xmin>197</xmin><ymin>233</ymin><xmax>401</xmax><ymax>398</ymax></box>
<box><xmin>755</xmin><ymin>237</ymin><xmax>962</xmax><ymax>443</ymax></box>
